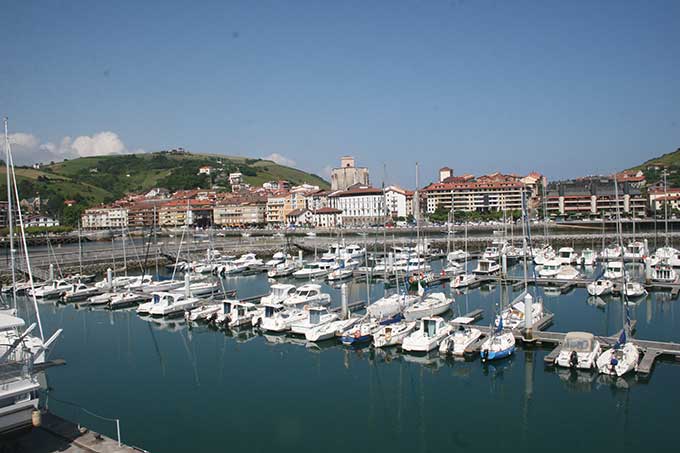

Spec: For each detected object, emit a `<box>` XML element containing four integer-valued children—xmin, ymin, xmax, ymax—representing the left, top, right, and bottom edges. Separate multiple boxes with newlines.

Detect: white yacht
<box><xmin>366</xmin><ymin>293</ymin><xmax>419</xmax><ymax>319</ymax></box>
<box><xmin>172</xmin><ymin>280</ymin><xmax>222</xmax><ymax>298</ymax></box>
<box><xmin>62</xmin><ymin>283</ymin><xmax>102</xmax><ymax>303</ymax></box>
<box><xmin>480</xmin><ymin>329</ymin><xmax>516</xmax><ymax>362</ymax></box>
<box><xmin>289</xmin><ymin>307</ymin><xmax>338</xmax><ymax>336</ymax></box>
<box><xmin>327</xmin><ymin>259</ymin><xmax>360</xmax><ymax>281</ymax></box>
<box><xmin>533</xmin><ymin>245</ymin><xmax>555</xmax><ymax>265</ymax></box>
<box><xmin>447</xmin><ymin>250</ymin><xmax>468</xmax><ymax>262</ymax></box>
<box><xmin>292</xmin><ymin>258</ymin><xmax>336</xmax><ymax>279</ymax></box>
<box><xmin>185</xmin><ymin>303</ymin><xmax>223</xmax><ymax>323</ymax></box>
<box><xmin>557</xmin><ymin>247</ymin><xmax>578</xmax><ymax>265</ymax></box>
<box><xmin>555</xmin><ymin>332</ymin><xmax>601</xmax><ymax>370</ymax></box>
<box><xmin>482</xmin><ymin>246</ymin><xmax>500</xmax><ymax>261</ymax></box>
<box><xmin>139</xmin><ymin>279</ymin><xmax>185</xmax><ymax>294</ymax></box>
<box><xmin>108</xmin><ymin>292</ymin><xmax>149</xmax><ymax>309</ymax></box>
<box><xmin>601</xmin><ymin>244</ymin><xmax>622</xmax><ymax>260</ymax></box>
<box><xmin>439</xmin><ymin>324</ymin><xmax>483</xmax><ymax>357</ymax></box>
<box><xmin>260</xmin><ymin>284</ymin><xmax>297</xmax><ymax>305</ymax></box>
<box><xmin>267</xmin><ymin>261</ymin><xmax>299</xmax><ymax>278</ymax></box>
<box><xmin>403</xmin><ymin>293</ymin><xmax>454</xmax><ymax>321</ymax></box>
<box><xmin>402</xmin><ymin>317</ymin><xmax>453</xmax><ymax>353</ymax></box>
<box><xmin>137</xmin><ymin>292</ymin><xmax>197</xmax><ymax>317</ymax></box>
<box><xmin>283</xmin><ymin>284</ymin><xmax>332</xmax><ymax>307</ymax></box>
<box><xmin>586</xmin><ymin>279</ymin><xmax>613</xmax><ymax>297</ymax></box>
<box><xmin>260</xmin><ymin>307</ymin><xmax>308</xmax><ymax>332</ymax></box>
<box><xmin>473</xmin><ymin>259</ymin><xmax>500</xmax><ymax>275</ymax></box>
<box><xmin>538</xmin><ymin>259</ymin><xmax>561</xmax><ymax>278</ymax></box>
<box><xmin>305</xmin><ymin>317</ymin><xmax>361</xmax><ymax>342</ymax></box>
<box><xmin>264</xmin><ymin>252</ymin><xmax>288</xmax><ymax>269</ymax></box>
<box><xmin>603</xmin><ymin>261</ymin><xmax>624</xmax><ymax>280</ymax></box>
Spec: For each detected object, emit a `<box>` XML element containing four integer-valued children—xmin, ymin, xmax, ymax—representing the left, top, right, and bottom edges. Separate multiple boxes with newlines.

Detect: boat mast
<box><xmin>663</xmin><ymin>170</ymin><xmax>669</xmax><ymax>247</ymax></box>
<box><xmin>613</xmin><ymin>177</ymin><xmax>629</xmax><ymax>339</ymax></box>
<box><xmin>4</xmin><ymin>117</ymin><xmax>44</xmax><ymax>340</ymax></box>
<box><xmin>382</xmin><ymin>163</ymin><xmax>388</xmax><ymax>296</ymax></box>
<box><xmin>415</xmin><ymin>162</ymin><xmax>421</xmax><ymax>273</ymax></box>
<box><xmin>78</xmin><ymin>219</ymin><xmax>83</xmax><ymax>279</ymax></box>
<box><xmin>4</xmin><ymin>118</ymin><xmax>17</xmax><ymax>312</ymax></box>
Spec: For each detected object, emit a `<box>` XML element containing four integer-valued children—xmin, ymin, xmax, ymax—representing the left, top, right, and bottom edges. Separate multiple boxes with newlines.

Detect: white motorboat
<box><xmin>141</xmin><ymin>292</ymin><xmax>200</xmax><ymax>317</ymax></box>
<box><xmin>327</xmin><ymin>259</ymin><xmax>359</xmax><ymax>281</ymax></box>
<box><xmin>267</xmin><ymin>261</ymin><xmax>299</xmax><ymax>278</ymax></box>
<box><xmin>601</xmin><ymin>244</ymin><xmax>622</xmax><ymax>260</ymax></box>
<box><xmin>596</xmin><ymin>341</ymin><xmax>639</xmax><ymax>377</ymax></box>
<box><xmin>62</xmin><ymin>283</ymin><xmax>102</xmax><ymax>303</ymax></box>
<box><xmin>450</xmin><ymin>273</ymin><xmax>477</xmax><ymax>289</ymax></box>
<box><xmin>264</xmin><ymin>252</ymin><xmax>288</xmax><ymax>269</ymax></box>
<box><xmin>260</xmin><ymin>307</ymin><xmax>308</xmax><ymax>332</ymax></box>
<box><xmin>653</xmin><ymin>246</ymin><xmax>680</xmax><ymax>265</ymax></box>
<box><xmin>402</xmin><ymin>317</ymin><xmax>453</xmax><ymax>353</ymax></box>
<box><xmin>623</xmin><ymin>280</ymin><xmax>647</xmax><ymax>299</ymax></box>
<box><xmin>109</xmin><ymin>291</ymin><xmax>150</xmax><ymax>309</ymax></box>
<box><xmin>86</xmin><ymin>292</ymin><xmax>113</xmax><ymax>306</ymax></box>
<box><xmin>372</xmin><ymin>321</ymin><xmax>417</xmax><ymax>348</ymax></box>
<box><xmin>533</xmin><ymin>245</ymin><xmax>555</xmax><ymax>265</ymax></box>
<box><xmin>624</xmin><ymin>241</ymin><xmax>647</xmax><ymax>260</ymax></box>
<box><xmin>139</xmin><ymin>279</ymin><xmax>185</xmax><ymax>294</ymax></box>
<box><xmin>473</xmin><ymin>259</ymin><xmax>500</xmax><ymax>275</ymax></box>
<box><xmin>228</xmin><ymin>301</ymin><xmax>260</xmax><ymax>328</ymax></box>
<box><xmin>603</xmin><ymin>261</ymin><xmax>624</xmax><ymax>280</ymax></box>
<box><xmin>172</xmin><ymin>280</ymin><xmax>222</xmax><ymax>298</ymax></box>
<box><xmin>580</xmin><ymin>248</ymin><xmax>597</xmax><ymax>266</ymax></box>
<box><xmin>305</xmin><ymin>317</ymin><xmax>361</xmax><ymax>342</ymax></box>
<box><xmin>260</xmin><ymin>284</ymin><xmax>297</xmax><ymax>305</ymax></box>
<box><xmin>447</xmin><ymin>250</ymin><xmax>468</xmax><ymax>262</ymax></box>
<box><xmin>232</xmin><ymin>253</ymin><xmax>264</xmax><ymax>269</ymax></box>
<box><xmin>290</xmin><ymin>306</ymin><xmax>338</xmax><ymax>336</ymax></box>
<box><xmin>556</xmin><ymin>265</ymin><xmax>580</xmax><ymax>280</ymax></box>
<box><xmin>439</xmin><ymin>324</ymin><xmax>483</xmax><ymax>356</ymax></box>
<box><xmin>538</xmin><ymin>259</ymin><xmax>561</xmax><ymax>278</ymax></box>
<box><xmin>185</xmin><ymin>303</ymin><xmax>222</xmax><ymax>323</ymax></box>
<box><xmin>556</xmin><ymin>332</ymin><xmax>601</xmax><ymax>370</ymax></box>
<box><xmin>282</xmin><ymin>284</ymin><xmax>331</xmax><ymax>307</ymax></box>
<box><xmin>557</xmin><ymin>247</ymin><xmax>578</xmax><ymax>265</ymax></box>
<box><xmin>403</xmin><ymin>293</ymin><xmax>454</xmax><ymax>321</ymax></box>
<box><xmin>442</xmin><ymin>261</ymin><xmax>464</xmax><ymax>276</ymax></box>
<box><xmin>586</xmin><ymin>279</ymin><xmax>613</xmax><ymax>297</ymax></box>
<box><xmin>652</xmin><ymin>260</ymin><xmax>677</xmax><ymax>283</ymax></box>
<box><xmin>482</xmin><ymin>246</ymin><xmax>500</xmax><ymax>261</ymax></box>
<box><xmin>292</xmin><ymin>259</ymin><xmax>336</xmax><ymax>279</ymax></box>
<box><xmin>30</xmin><ymin>279</ymin><xmax>72</xmax><ymax>299</ymax></box>
<box><xmin>366</xmin><ymin>293</ymin><xmax>419</xmax><ymax>319</ymax></box>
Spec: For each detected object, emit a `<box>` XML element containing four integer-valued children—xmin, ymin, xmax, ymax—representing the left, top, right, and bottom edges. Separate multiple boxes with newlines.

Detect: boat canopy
<box><xmin>563</xmin><ymin>332</ymin><xmax>595</xmax><ymax>353</ymax></box>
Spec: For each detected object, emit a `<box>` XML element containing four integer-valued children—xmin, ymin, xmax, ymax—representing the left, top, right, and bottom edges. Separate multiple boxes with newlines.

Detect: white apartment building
<box><xmin>81</xmin><ymin>207</ymin><xmax>128</xmax><ymax>230</ymax></box>
<box><xmin>328</xmin><ymin>185</ymin><xmax>384</xmax><ymax>226</ymax></box>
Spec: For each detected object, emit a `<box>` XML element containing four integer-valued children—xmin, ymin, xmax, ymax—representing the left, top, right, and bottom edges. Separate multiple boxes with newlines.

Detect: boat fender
<box><xmin>32</xmin><ymin>410</ymin><xmax>41</xmax><ymax>427</ymax></box>
<box><xmin>354</xmin><ymin>330</ymin><xmax>361</xmax><ymax>339</ymax></box>
<box><xmin>569</xmin><ymin>351</ymin><xmax>578</xmax><ymax>368</ymax></box>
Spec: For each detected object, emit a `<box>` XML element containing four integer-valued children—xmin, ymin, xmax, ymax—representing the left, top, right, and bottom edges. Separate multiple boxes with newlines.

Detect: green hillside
<box><xmin>627</xmin><ymin>146</ymin><xmax>680</xmax><ymax>187</ymax></box>
<box><xmin>1</xmin><ymin>151</ymin><xmax>329</xmax><ymax>225</ymax></box>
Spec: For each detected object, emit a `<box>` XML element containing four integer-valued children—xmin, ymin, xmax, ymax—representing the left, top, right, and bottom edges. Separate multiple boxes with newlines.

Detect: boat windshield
<box><xmin>563</xmin><ymin>337</ymin><xmax>592</xmax><ymax>352</ymax></box>
<box><xmin>424</xmin><ymin>319</ymin><xmax>437</xmax><ymax>337</ymax></box>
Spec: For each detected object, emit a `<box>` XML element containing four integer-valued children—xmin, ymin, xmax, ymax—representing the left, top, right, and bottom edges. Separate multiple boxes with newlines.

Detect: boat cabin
<box><xmin>308</xmin><ymin>307</ymin><xmax>327</xmax><ymax>325</ymax></box>
<box><xmin>421</xmin><ymin>317</ymin><xmax>444</xmax><ymax>337</ymax></box>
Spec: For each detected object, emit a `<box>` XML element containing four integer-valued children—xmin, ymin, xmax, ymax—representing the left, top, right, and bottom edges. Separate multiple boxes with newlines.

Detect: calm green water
<box><xmin>17</xmin><ymin>260</ymin><xmax>680</xmax><ymax>452</ymax></box>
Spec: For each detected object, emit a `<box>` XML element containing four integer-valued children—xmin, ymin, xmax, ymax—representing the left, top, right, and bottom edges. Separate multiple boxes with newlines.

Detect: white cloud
<box><xmin>7</xmin><ymin>131</ymin><xmax>142</xmax><ymax>165</ymax></box>
<box><xmin>263</xmin><ymin>153</ymin><xmax>296</xmax><ymax>167</ymax></box>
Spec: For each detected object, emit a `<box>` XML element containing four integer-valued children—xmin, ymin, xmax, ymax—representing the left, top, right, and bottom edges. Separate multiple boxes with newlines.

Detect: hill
<box><xmin>1</xmin><ymin>151</ymin><xmax>329</xmax><ymax>225</ymax></box>
<box><xmin>627</xmin><ymin>146</ymin><xmax>680</xmax><ymax>187</ymax></box>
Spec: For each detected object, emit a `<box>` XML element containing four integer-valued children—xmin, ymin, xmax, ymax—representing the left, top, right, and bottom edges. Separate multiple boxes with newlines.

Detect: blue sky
<box><xmin>1</xmin><ymin>0</ymin><xmax>679</xmax><ymax>187</ymax></box>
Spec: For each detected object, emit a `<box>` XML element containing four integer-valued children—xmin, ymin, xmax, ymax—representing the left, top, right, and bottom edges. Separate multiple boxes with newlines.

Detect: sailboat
<box><xmin>450</xmin><ymin>223</ymin><xmax>477</xmax><ymax>289</ymax></box>
<box><xmin>596</xmin><ymin>178</ymin><xmax>639</xmax><ymax>377</ymax></box>
<box><xmin>1</xmin><ymin>118</ymin><xmax>63</xmax><ymax>433</ymax></box>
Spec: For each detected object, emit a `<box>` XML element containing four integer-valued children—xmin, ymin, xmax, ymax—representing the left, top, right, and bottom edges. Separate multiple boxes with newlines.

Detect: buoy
<box><xmin>32</xmin><ymin>410</ymin><xmax>42</xmax><ymax>427</ymax></box>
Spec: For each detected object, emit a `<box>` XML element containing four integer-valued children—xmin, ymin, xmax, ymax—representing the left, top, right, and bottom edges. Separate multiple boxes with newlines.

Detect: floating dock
<box><xmin>3</xmin><ymin>411</ymin><xmax>145</xmax><ymax>453</ymax></box>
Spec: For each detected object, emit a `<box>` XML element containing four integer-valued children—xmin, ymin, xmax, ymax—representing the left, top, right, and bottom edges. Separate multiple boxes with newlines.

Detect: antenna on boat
<box><xmin>4</xmin><ymin>117</ymin><xmax>45</xmax><ymax>341</ymax></box>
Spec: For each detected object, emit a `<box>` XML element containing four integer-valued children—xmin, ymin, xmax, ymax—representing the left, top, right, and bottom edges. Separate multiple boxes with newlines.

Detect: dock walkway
<box><xmin>3</xmin><ymin>411</ymin><xmax>145</xmax><ymax>453</ymax></box>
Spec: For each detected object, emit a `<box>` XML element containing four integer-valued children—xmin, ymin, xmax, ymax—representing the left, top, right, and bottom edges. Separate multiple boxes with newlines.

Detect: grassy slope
<box><xmin>6</xmin><ymin>152</ymin><xmax>329</xmax><ymax>209</ymax></box>
<box><xmin>627</xmin><ymin>147</ymin><xmax>680</xmax><ymax>171</ymax></box>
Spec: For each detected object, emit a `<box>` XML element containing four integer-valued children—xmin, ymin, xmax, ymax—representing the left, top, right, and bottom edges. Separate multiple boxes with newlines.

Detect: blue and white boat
<box><xmin>341</xmin><ymin>313</ymin><xmax>403</xmax><ymax>346</ymax></box>
<box><xmin>480</xmin><ymin>317</ymin><xmax>515</xmax><ymax>362</ymax></box>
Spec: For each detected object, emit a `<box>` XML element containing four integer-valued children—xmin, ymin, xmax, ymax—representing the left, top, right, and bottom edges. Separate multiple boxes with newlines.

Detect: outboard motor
<box><xmin>569</xmin><ymin>350</ymin><xmax>578</xmax><ymax>369</ymax></box>
<box><xmin>481</xmin><ymin>349</ymin><xmax>489</xmax><ymax>362</ymax></box>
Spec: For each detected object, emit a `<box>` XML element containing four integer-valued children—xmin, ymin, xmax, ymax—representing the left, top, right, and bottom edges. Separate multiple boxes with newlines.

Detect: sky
<box><xmin>1</xmin><ymin>0</ymin><xmax>679</xmax><ymax>187</ymax></box>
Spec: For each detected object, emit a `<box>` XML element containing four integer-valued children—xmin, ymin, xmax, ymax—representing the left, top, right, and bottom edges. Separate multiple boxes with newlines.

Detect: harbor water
<box><xmin>17</xmin><ymin>259</ymin><xmax>680</xmax><ymax>452</ymax></box>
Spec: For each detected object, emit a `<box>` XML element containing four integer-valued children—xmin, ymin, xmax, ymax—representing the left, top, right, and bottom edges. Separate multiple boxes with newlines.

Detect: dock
<box><xmin>4</xmin><ymin>411</ymin><xmax>145</xmax><ymax>453</ymax></box>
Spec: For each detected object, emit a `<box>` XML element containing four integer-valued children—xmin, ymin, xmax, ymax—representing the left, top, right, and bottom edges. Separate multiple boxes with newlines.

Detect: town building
<box><xmin>545</xmin><ymin>178</ymin><xmax>646</xmax><ymax>217</ymax></box>
<box><xmin>648</xmin><ymin>187</ymin><xmax>680</xmax><ymax>213</ymax></box>
<box><xmin>285</xmin><ymin>208</ymin><xmax>312</xmax><ymax>226</ymax></box>
<box><xmin>266</xmin><ymin>191</ymin><xmax>288</xmax><ymax>225</ymax></box>
<box><xmin>311</xmin><ymin>207</ymin><xmax>342</xmax><ymax>228</ymax></box>
<box><xmin>213</xmin><ymin>201</ymin><xmax>266</xmax><ymax>227</ymax></box>
<box><xmin>26</xmin><ymin>216</ymin><xmax>60</xmax><ymax>228</ymax></box>
<box><xmin>198</xmin><ymin>166</ymin><xmax>214</xmax><ymax>175</ymax></box>
<box><xmin>158</xmin><ymin>199</ymin><xmax>214</xmax><ymax>227</ymax></box>
<box><xmin>330</xmin><ymin>156</ymin><xmax>369</xmax><ymax>191</ymax></box>
<box><xmin>81</xmin><ymin>206</ymin><xmax>128</xmax><ymax>230</ymax></box>
<box><xmin>384</xmin><ymin>186</ymin><xmax>409</xmax><ymax>218</ymax></box>
<box><xmin>328</xmin><ymin>184</ymin><xmax>384</xmax><ymax>226</ymax></box>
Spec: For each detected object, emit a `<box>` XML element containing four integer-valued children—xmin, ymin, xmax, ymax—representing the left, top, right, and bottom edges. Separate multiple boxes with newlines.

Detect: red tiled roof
<box><xmin>313</xmin><ymin>207</ymin><xmax>342</xmax><ymax>214</ymax></box>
